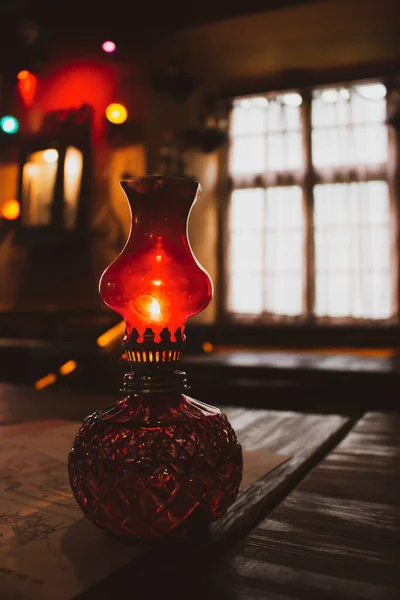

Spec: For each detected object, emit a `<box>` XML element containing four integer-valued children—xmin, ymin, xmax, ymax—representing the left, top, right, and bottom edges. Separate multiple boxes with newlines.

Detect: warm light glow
<box><xmin>17</xmin><ymin>71</ymin><xmax>38</xmax><ymax>107</ymax></box>
<box><xmin>202</xmin><ymin>341</ymin><xmax>214</xmax><ymax>353</ymax></box>
<box><xmin>134</xmin><ymin>294</ymin><xmax>162</xmax><ymax>319</ymax></box>
<box><xmin>99</xmin><ymin>178</ymin><xmax>213</xmax><ymax>343</ymax></box>
<box><xmin>43</xmin><ymin>149</ymin><xmax>58</xmax><ymax>163</ymax></box>
<box><xmin>105</xmin><ymin>103</ymin><xmax>128</xmax><ymax>125</ymax></box>
<box><xmin>65</xmin><ymin>147</ymin><xmax>82</xmax><ymax>177</ymax></box>
<box><xmin>35</xmin><ymin>373</ymin><xmax>57</xmax><ymax>390</ymax></box>
<box><xmin>59</xmin><ymin>360</ymin><xmax>77</xmax><ymax>375</ymax></box>
<box><xmin>64</xmin><ymin>147</ymin><xmax>83</xmax><ymax>229</ymax></box>
<box><xmin>26</xmin><ymin>163</ymin><xmax>38</xmax><ymax>176</ymax></box>
<box><xmin>0</xmin><ymin>115</ymin><xmax>19</xmax><ymax>134</ymax></box>
<box><xmin>17</xmin><ymin>70</ymin><xmax>30</xmax><ymax>80</ymax></box>
<box><xmin>102</xmin><ymin>40</ymin><xmax>116</xmax><ymax>53</ymax></box>
<box><xmin>22</xmin><ymin>149</ymin><xmax>59</xmax><ymax>226</ymax></box>
<box><xmin>150</xmin><ymin>297</ymin><xmax>161</xmax><ymax>316</ymax></box>
<box><xmin>97</xmin><ymin>320</ymin><xmax>125</xmax><ymax>347</ymax></box>
<box><xmin>1</xmin><ymin>199</ymin><xmax>20</xmax><ymax>220</ymax></box>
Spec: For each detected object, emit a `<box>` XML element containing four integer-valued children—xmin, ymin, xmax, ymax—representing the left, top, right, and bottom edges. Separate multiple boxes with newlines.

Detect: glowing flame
<box><xmin>150</xmin><ymin>297</ymin><xmax>161</xmax><ymax>316</ymax></box>
<box><xmin>134</xmin><ymin>294</ymin><xmax>162</xmax><ymax>320</ymax></box>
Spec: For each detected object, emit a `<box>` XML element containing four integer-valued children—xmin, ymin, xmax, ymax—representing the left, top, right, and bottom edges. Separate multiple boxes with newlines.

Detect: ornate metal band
<box><xmin>123</xmin><ymin>327</ymin><xmax>185</xmax><ymax>370</ymax></box>
<box><xmin>122</xmin><ymin>327</ymin><xmax>190</xmax><ymax>393</ymax></box>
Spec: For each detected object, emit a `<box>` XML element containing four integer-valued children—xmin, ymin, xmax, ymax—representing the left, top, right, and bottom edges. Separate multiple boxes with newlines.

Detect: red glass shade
<box><xmin>99</xmin><ymin>177</ymin><xmax>213</xmax><ymax>342</ymax></box>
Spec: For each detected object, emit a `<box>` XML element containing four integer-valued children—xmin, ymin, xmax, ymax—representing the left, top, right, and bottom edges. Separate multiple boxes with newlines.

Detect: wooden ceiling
<box><xmin>0</xmin><ymin>1</ymin><xmax>318</xmax><ymax>47</ymax></box>
<box><xmin>0</xmin><ymin>0</ymin><xmax>318</xmax><ymax>76</ymax></box>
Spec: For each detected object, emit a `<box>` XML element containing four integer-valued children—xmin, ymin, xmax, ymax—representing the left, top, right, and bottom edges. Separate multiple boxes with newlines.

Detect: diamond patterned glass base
<box><xmin>68</xmin><ymin>393</ymin><xmax>243</xmax><ymax>540</ymax></box>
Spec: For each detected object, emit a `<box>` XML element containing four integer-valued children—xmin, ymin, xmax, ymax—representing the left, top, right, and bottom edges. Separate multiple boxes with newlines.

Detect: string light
<box><xmin>202</xmin><ymin>341</ymin><xmax>214</xmax><ymax>353</ymax></box>
<box><xmin>0</xmin><ymin>116</ymin><xmax>19</xmax><ymax>134</ymax></box>
<box><xmin>105</xmin><ymin>103</ymin><xmax>128</xmax><ymax>124</ymax></box>
<box><xmin>102</xmin><ymin>40</ymin><xmax>116</xmax><ymax>53</ymax></box>
<box><xmin>1</xmin><ymin>199</ymin><xmax>20</xmax><ymax>220</ymax></box>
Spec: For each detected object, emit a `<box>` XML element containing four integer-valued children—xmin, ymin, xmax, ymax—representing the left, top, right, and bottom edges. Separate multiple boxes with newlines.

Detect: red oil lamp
<box><xmin>68</xmin><ymin>176</ymin><xmax>242</xmax><ymax>539</ymax></box>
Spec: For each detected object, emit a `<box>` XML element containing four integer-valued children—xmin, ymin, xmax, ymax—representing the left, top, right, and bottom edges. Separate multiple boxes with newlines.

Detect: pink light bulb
<box><xmin>102</xmin><ymin>40</ymin><xmax>116</xmax><ymax>53</ymax></box>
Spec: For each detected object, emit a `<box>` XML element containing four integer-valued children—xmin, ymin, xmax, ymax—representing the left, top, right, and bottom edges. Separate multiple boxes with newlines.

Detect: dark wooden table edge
<box><xmin>75</xmin><ymin>413</ymin><xmax>358</xmax><ymax>599</ymax></box>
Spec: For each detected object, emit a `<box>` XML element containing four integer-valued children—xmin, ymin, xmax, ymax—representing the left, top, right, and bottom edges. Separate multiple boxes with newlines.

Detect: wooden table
<box><xmin>184</xmin><ymin>351</ymin><xmax>400</xmax><ymax>412</ymax></box>
<box><xmin>0</xmin><ymin>384</ymin><xmax>398</xmax><ymax>600</ymax></box>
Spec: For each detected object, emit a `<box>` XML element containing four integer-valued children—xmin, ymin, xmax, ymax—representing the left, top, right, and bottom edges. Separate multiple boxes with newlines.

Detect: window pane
<box><xmin>229</xmin><ymin>188</ymin><xmax>264</xmax><ymax>315</ymax></box>
<box><xmin>232</xmin><ymin>97</ymin><xmax>267</xmax><ymax>135</ymax></box>
<box><xmin>230</xmin><ymin>189</ymin><xmax>264</xmax><ymax>230</ymax></box>
<box><xmin>312</xmin><ymin>84</ymin><xmax>387</xmax><ymax>169</ymax></box>
<box><xmin>230</xmin><ymin>93</ymin><xmax>302</xmax><ymax>178</ymax></box>
<box><xmin>314</xmin><ymin>182</ymin><xmax>392</xmax><ymax>319</ymax></box>
<box><xmin>229</xmin><ymin>274</ymin><xmax>263</xmax><ymax>315</ymax></box>
<box><xmin>264</xmin><ymin>187</ymin><xmax>303</xmax><ymax>316</ymax></box>
<box><xmin>230</xmin><ymin>136</ymin><xmax>266</xmax><ymax>174</ymax></box>
<box><xmin>267</xmin><ymin>131</ymin><xmax>302</xmax><ymax>171</ymax></box>
<box><xmin>231</xmin><ymin>231</ymin><xmax>263</xmax><ymax>272</ymax></box>
<box><xmin>228</xmin><ymin>186</ymin><xmax>303</xmax><ymax>316</ymax></box>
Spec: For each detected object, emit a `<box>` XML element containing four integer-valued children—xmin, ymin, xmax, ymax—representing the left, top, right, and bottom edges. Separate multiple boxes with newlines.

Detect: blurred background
<box><xmin>1</xmin><ymin>0</ymin><xmax>400</xmax><ymax>413</ymax></box>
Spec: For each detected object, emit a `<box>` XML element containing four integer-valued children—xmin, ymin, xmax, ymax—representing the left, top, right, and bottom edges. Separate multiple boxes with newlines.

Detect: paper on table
<box><xmin>240</xmin><ymin>449</ymin><xmax>288</xmax><ymax>491</ymax></box>
<box><xmin>0</xmin><ymin>420</ymin><xmax>288</xmax><ymax>600</ymax></box>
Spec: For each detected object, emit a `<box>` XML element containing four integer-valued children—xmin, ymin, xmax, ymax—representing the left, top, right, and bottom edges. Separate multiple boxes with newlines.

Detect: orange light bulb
<box><xmin>105</xmin><ymin>103</ymin><xmax>128</xmax><ymax>125</ymax></box>
<box><xmin>1</xmin><ymin>199</ymin><xmax>20</xmax><ymax>220</ymax></box>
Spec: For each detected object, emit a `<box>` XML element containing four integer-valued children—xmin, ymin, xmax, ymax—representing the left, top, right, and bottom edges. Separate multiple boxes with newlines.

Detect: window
<box><xmin>22</xmin><ymin>149</ymin><xmax>58</xmax><ymax>226</ymax></box>
<box><xmin>21</xmin><ymin>146</ymin><xmax>83</xmax><ymax>229</ymax></box>
<box><xmin>64</xmin><ymin>147</ymin><xmax>83</xmax><ymax>230</ymax></box>
<box><xmin>227</xmin><ymin>82</ymin><xmax>394</xmax><ymax>322</ymax></box>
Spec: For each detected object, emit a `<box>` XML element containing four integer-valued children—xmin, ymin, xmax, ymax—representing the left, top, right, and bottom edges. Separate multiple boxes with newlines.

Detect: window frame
<box><xmin>221</xmin><ymin>78</ymin><xmax>400</xmax><ymax>327</ymax></box>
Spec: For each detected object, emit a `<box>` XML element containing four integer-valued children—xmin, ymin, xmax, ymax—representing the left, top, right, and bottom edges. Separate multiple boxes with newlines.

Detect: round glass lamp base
<box><xmin>68</xmin><ymin>393</ymin><xmax>243</xmax><ymax>540</ymax></box>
